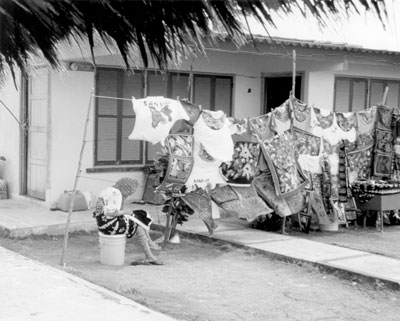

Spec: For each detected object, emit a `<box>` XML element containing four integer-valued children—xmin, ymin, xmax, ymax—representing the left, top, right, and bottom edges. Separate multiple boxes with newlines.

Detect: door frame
<box><xmin>261</xmin><ymin>71</ymin><xmax>304</xmax><ymax>114</ymax></box>
<box><xmin>20</xmin><ymin>66</ymin><xmax>51</xmax><ymax>200</ymax></box>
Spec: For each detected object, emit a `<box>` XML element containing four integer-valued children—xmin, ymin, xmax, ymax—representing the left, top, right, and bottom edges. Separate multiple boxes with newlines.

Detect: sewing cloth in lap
<box><xmin>220</xmin><ymin>141</ymin><xmax>260</xmax><ymax>186</ymax></box>
<box><xmin>249</xmin><ymin>113</ymin><xmax>275</xmax><ymax>142</ymax></box>
<box><xmin>335</xmin><ymin>112</ymin><xmax>357</xmax><ymax>143</ymax></box>
<box><xmin>185</xmin><ymin>140</ymin><xmax>226</xmax><ymax>191</ymax></box>
<box><xmin>261</xmin><ymin>131</ymin><xmax>308</xmax><ymax>197</ymax></box>
<box><xmin>270</xmin><ymin>100</ymin><xmax>292</xmax><ymax>135</ymax></box>
<box><xmin>193</xmin><ymin>109</ymin><xmax>234</xmax><ymax>162</ymax></box>
<box><xmin>156</xmin><ymin>134</ymin><xmax>194</xmax><ymax>193</ymax></box>
<box><xmin>128</xmin><ymin>96</ymin><xmax>189</xmax><ymax>145</ymax></box>
<box><xmin>291</xmin><ymin>98</ymin><xmax>311</xmax><ymax>132</ymax></box>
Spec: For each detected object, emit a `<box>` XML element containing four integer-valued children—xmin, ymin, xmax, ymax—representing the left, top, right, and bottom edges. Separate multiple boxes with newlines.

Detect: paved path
<box><xmin>1</xmin><ymin>196</ymin><xmax>400</xmax><ymax>321</ymax></box>
<box><xmin>0</xmin><ymin>246</ymin><xmax>176</xmax><ymax>321</ymax></box>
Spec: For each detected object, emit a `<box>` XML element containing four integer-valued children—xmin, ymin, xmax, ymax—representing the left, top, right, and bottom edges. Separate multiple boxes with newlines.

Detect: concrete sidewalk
<box><xmin>0</xmin><ymin>246</ymin><xmax>176</xmax><ymax>321</ymax></box>
<box><xmin>1</xmin><ymin>197</ymin><xmax>400</xmax><ymax>294</ymax></box>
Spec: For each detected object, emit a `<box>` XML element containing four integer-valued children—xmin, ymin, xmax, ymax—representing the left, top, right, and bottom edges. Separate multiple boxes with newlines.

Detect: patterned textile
<box><xmin>193</xmin><ymin>109</ymin><xmax>234</xmax><ymax>162</ymax></box>
<box><xmin>338</xmin><ymin>141</ymin><xmax>350</xmax><ymax>203</ymax></box>
<box><xmin>346</xmin><ymin>144</ymin><xmax>373</xmax><ymax>183</ymax></box>
<box><xmin>93</xmin><ymin>198</ymin><xmax>137</xmax><ymax>238</ymax></box>
<box><xmin>253</xmin><ymin>172</ymin><xmax>306</xmax><ymax>217</ymax></box>
<box><xmin>220</xmin><ymin>142</ymin><xmax>260</xmax><ymax>185</ymax></box>
<box><xmin>312</xmin><ymin>107</ymin><xmax>335</xmax><ymax>129</ymax></box>
<box><xmin>373</xmin><ymin>151</ymin><xmax>392</xmax><ymax>178</ymax></box>
<box><xmin>249</xmin><ymin>113</ymin><xmax>275</xmax><ymax>142</ymax></box>
<box><xmin>209</xmin><ymin>184</ymin><xmax>239</xmax><ymax>205</ymax></box>
<box><xmin>128</xmin><ymin>97</ymin><xmax>189</xmax><ymax>145</ymax></box>
<box><xmin>181</xmin><ymin>187</ymin><xmax>217</xmax><ymax>235</ymax></box>
<box><xmin>375</xmin><ymin>129</ymin><xmax>393</xmax><ymax>153</ymax></box>
<box><xmin>185</xmin><ymin>141</ymin><xmax>226</xmax><ymax>191</ymax></box>
<box><xmin>297</xmin><ymin>154</ymin><xmax>323</xmax><ymax>192</ymax></box>
<box><xmin>271</xmin><ymin>100</ymin><xmax>292</xmax><ymax>134</ymax></box>
<box><xmin>179</xmin><ymin>100</ymin><xmax>201</xmax><ymax>126</ymax></box>
<box><xmin>336</xmin><ymin>112</ymin><xmax>356</xmax><ymax>132</ymax></box>
<box><xmin>308</xmin><ymin>191</ymin><xmax>331</xmax><ymax>226</ymax></box>
<box><xmin>356</xmin><ymin>132</ymin><xmax>375</xmax><ymax>148</ymax></box>
<box><xmin>113</xmin><ymin>177</ymin><xmax>139</xmax><ymax>206</ymax></box>
<box><xmin>356</xmin><ymin>106</ymin><xmax>377</xmax><ymax>134</ymax></box>
<box><xmin>230</xmin><ymin>118</ymin><xmax>256</xmax><ymax>143</ymax></box>
<box><xmin>157</xmin><ymin>134</ymin><xmax>194</xmax><ymax>193</ymax></box>
<box><xmin>262</xmin><ymin>131</ymin><xmax>308</xmax><ymax>196</ymax></box>
<box><xmin>293</xmin><ymin>128</ymin><xmax>321</xmax><ymax>156</ymax></box>
<box><xmin>291</xmin><ymin>98</ymin><xmax>311</xmax><ymax>132</ymax></box>
<box><xmin>376</xmin><ymin>105</ymin><xmax>393</xmax><ymax>131</ymax></box>
<box><xmin>230</xmin><ymin>185</ymin><xmax>274</xmax><ymax>222</ymax></box>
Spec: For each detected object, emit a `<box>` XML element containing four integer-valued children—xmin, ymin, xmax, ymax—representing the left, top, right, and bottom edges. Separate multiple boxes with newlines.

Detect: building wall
<box><xmin>0</xmin><ymin>72</ymin><xmax>22</xmax><ymax>196</ymax></box>
<box><xmin>3</xmin><ymin>44</ymin><xmax>400</xmax><ymax>207</ymax></box>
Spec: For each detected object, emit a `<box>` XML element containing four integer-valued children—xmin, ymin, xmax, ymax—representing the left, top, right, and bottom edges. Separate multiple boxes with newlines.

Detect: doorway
<box><xmin>263</xmin><ymin>75</ymin><xmax>302</xmax><ymax>114</ymax></box>
<box><xmin>22</xmin><ymin>67</ymin><xmax>49</xmax><ymax>200</ymax></box>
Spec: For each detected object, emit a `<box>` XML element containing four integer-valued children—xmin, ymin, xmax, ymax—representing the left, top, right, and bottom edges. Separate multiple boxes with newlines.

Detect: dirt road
<box><xmin>1</xmin><ymin>229</ymin><xmax>399</xmax><ymax>321</ymax></box>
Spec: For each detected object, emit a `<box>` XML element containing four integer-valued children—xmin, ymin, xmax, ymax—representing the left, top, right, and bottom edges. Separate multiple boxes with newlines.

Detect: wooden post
<box><xmin>291</xmin><ymin>49</ymin><xmax>296</xmax><ymax>98</ymax></box>
<box><xmin>60</xmin><ymin>90</ymin><xmax>94</xmax><ymax>266</ymax></box>
<box><xmin>163</xmin><ymin>196</ymin><xmax>174</xmax><ymax>248</ymax></box>
<box><xmin>381</xmin><ymin>86</ymin><xmax>389</xmax><ymax>105</ymax></box>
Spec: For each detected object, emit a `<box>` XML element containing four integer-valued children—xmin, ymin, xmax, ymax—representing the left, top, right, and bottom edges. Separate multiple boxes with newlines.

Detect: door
<box><xmin>26</xmin><ymin>68</ymin><xmax>49</xmax><ymax>200</ymax></box>
<box><xmin>264</xmin><ymin>75</ymin><xmax>302</xmax><ymax>114</ymax></box>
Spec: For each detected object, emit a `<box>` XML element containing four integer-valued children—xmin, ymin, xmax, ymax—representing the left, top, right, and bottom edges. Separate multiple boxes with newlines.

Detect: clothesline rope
<box><xmin>93</xmin><ymin>94</ymin><xmax>134</xmax><ymax>101</ymax></box>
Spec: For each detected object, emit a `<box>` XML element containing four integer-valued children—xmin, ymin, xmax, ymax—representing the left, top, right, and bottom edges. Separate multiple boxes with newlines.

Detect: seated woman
<box><xmin>93</xmin><ymin>187</ymin><xmax>163</xmax><ymax>265</ymax></box>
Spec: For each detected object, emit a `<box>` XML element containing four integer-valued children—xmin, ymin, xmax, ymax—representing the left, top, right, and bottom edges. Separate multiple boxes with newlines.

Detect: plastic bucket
<box><xmin>98</xmin><ymin>232</ymin><xmax>126</xmax><ymax>266</ymax></box>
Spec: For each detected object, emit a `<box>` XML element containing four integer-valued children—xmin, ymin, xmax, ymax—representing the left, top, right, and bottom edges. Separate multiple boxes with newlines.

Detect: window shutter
<box><xmin>97</xmin><ymin>117</ymin><xmax>117</xmax><ymax>162</ymax></box>
<box><xmin>351</xmin><ymin>80</ymin><xmax>367</xmax><ymax>112</ymax></box>
<box><xmin>215</xmin><ymin>77</ymin><xmax>232</xmax><ymax>116</ymax></box>
<box><xmin>387</xmin><ymin>82</ymin><xmax>399</xmax><ymax>107</ymax></box>
<box><xmin>194</xmin><ymin>76</ymin><xmax>211</xmax><ymax>109</ymax></box>
<box><xmin>334</xmin><ymin>79</ymin><xmax>350</xmax><ymax>112</ymax></box>
<box><xmin>370</xmin><ymin>81</ymin><xmax>384</xmax><ymax>106</ymax></box>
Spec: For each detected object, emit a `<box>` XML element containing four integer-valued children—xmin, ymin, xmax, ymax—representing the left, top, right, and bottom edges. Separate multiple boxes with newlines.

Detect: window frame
<box><xmin>94</xmin><ymin>67</ymin><xmax>233</xmax><ymax>168</ymax></box>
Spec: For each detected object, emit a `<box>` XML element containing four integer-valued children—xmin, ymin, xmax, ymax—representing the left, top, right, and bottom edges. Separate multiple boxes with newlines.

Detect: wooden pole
<box><xmin>60</xmin><ymin>90</ymin><xmax>94</xmax><ymax>266</ymax></box>
<box><xmin>381</xmin><ymin>86</ymin><xmax>389</xmax><ymax>105</ymax></box>
<box><xmin>291</xmin><ymin>49</ymin><xmax>296</xmax><ymax>98</ymax></box>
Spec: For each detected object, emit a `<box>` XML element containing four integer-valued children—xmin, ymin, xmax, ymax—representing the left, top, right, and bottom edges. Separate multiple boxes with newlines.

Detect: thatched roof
<box><xmin>0</xmin><ymin>0</ymin><xmax>386</xmax><ymax>79</ymax></box>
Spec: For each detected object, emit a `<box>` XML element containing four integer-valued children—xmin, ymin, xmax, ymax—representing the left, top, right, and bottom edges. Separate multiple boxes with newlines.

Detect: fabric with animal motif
<box><xmin>128</xmin><ymin>97</ymin><xmax>189</xmax><ymax>145</ymax></box>
<box><xmin>220</xmin><ymin>142</ymin><xmax>260</xmax><ymax>185</ymax></box>
<box><xmin>193</xmin><ymin>109</ymin><xmax>234</xmax><ymax>162</ymax></box>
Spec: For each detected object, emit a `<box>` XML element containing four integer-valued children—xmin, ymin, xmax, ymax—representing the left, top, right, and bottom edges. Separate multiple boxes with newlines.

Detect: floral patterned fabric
<box><xmin>376</xmin><ymin>105</ymin><xmax>393</xmax><ymax>131</ymax></box>
<box><xmin>293</xmin><ymin>128</ymin><xmax>321</xmax><ymax>156</ymax></box>
<box><xmin>253</xmin><ymin>172</ymin><xmax>306</xmax><ymax>217</ymax></box>
<box><xmin>291</xmin><ymin>98</ymin><xmax>310</xmax><ymax>132</ymax></box>
<box><xmin>375</xmin><ymin>129</ymin><xmax>393</xmax><ymax>153</ymax></box>
<box><xmin>262</xmin><ymin>132</ymin><xmax>308</xmax><ymax>196</ymax></box>
<box><xmin>312</xmin><ymin>107</ymin><xmax>335</xmax><ymax>129</ymax></box>
<box><xmin>249</xmin><ymin>113</ymin><xmax>275</xmax><ymax>142</ymax></box>
<box><xmin>220</xmin><ymin>142</ymin><xmax>260</xmax><ymax>185</ymax></box>
<box><xmin>373</xmin><ymin>151</ymin><xmax>392</xmax><ymax>178</ymax></box>
<box><xmin>346</xmin><ymin>144</ymin><xmax>373</xmax><ymax>183</ymax></box>
<box><xmin>336</xmin><ymin>112</ymin><xmax>356</xmax><ymax>132</ymax></box>
<box><xmin>356</xmin><ymin>106</ymin><xmax>377</xmax><ymax>134</ymax></box>
<box><xmin>157</xmin><ymin>134</ymin><xmax>194</xmax><ymax>193</ymax></box>
<box><xmin>271</xmin><ymin>100</ymin><xmax>292</xmax><ymax>134</ymax></box>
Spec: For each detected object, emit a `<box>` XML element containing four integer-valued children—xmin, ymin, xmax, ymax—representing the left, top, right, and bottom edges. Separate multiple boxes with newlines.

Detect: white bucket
<box><xmin>98</xmin><ymin>232</ymin><xmax>126</xmax><ymax>266</ymax></box>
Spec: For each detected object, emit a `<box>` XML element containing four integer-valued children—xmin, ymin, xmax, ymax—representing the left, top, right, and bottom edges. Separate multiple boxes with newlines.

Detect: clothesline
<box><xmin>93</xmin><ymin>94</ymin><xmax>134</xmax><ymax>101</ymax></box>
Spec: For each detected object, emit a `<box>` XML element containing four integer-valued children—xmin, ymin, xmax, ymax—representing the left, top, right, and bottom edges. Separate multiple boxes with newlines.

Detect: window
<box><xmin>334</xmin><ymin>78</ymin><xmax>367</xmax><ymax>112</ymax></box>
<box><xmin>95</xmin><ymin>68</ymin><xmax>233</xmax><ymax>166</ymax></box>
<box><xmin>334</xmin><ymin>77</ymin><xmax>400</xmax><ymax>112</ymax></box>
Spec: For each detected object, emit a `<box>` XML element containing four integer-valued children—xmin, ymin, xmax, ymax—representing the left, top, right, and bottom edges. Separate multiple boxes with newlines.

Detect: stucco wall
<box><xmin>0</xmin><ymin>72</ymin><xmax>22</xmax><ymax>197</ymax></box>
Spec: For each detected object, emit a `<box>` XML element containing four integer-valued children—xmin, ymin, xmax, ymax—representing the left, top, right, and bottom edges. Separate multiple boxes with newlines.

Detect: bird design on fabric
<box><xmin>149</xmin><ymin>105</ymin><xmax>173</xmax><ymax>128</ymax></box>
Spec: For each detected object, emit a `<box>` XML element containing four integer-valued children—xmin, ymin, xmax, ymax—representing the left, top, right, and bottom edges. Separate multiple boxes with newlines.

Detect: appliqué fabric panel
<box><xmin>262</xmin><ymin>132</ymin><xmax>308</xmax><ymax>196</ymax></box>
<box><xmin>220</xmin><ymin>142</ymin><xmax>260</xmax><ymax>185</ymax></box>
<box><xmin>356</xmin><ymin>106</ymin><xmax>377</xmax><ymax>134</ymax></box>
<box><xmin>376</xmin><ymin>105</ymin><xmax>393</xmax><ymax>131</ymax></box>
<box><xmin>346</xmin><ymin>144</ymin><xmax>373</xmax><ymax>183</ymax></box>
<box><xmin>291</xmin><ymin>98</ymin><xmax>311</xmax><ymax>132</ymax></box>
<box><xmin>373</xmin><ymin>151</ymin><xmax>393</xmax><ymax>177</ymax></box>
<box><xmin>209</xmin><ymin>184</ymin><xmax>239</xmax><ymax>205</ymax></box>
<box><xmin>374</xmin><ymin>129</ymin><xmax>393</xmax><ymax>153</ymax></box>
<box><xmin>249</xmin><ymin>113</ymin><xmax>275</xmax><ymax>142</ymax></box>
<box><xmin>293</xmin><ymin>128</ymin><xmax>321</xmax><ymax>156</ymax></box>
<box><xmin>271</xmin><ymin>100</ymin><xmax>292</xmax><ymax>134</ymax></box>
<box><xmin>253</xmin><ymin>172</ymin><xmax>293</xmax><ymax>217</ymax></box>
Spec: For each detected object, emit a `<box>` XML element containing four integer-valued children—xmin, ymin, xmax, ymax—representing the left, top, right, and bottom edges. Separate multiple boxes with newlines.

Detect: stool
<box><xmin>0</xmin><ymin>179</ymin><xmax>8</xmax><ymax>199</ymax></box>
